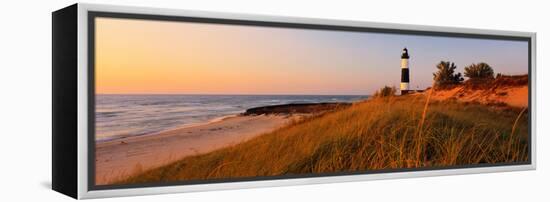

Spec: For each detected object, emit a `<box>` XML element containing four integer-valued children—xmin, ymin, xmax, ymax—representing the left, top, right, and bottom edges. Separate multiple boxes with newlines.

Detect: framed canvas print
<box><xmin>52</xmin><ymin>3</ymin><xmax>536</xmax><ymax>199</ymax></box>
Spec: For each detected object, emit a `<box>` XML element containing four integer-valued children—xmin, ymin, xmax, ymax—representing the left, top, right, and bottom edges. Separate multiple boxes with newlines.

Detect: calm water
<box><xmin>95</xmin><ymin>94</ymin><xmax>367</xmax><ymax>141</ymax></box>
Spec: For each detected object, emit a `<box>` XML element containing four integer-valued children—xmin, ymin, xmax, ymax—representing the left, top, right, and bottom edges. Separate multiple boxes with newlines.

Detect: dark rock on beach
<box><xmin>243</xmin><ymin>103</ymin><xmax>351</xmax><ymax>115</ymax></box>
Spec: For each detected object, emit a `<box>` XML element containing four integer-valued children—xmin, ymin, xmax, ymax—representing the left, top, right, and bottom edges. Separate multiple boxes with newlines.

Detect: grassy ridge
<box><xmin>119</xmin><ymin>95</ymin><xmax>529</xmax><ymax>184</ymax></box>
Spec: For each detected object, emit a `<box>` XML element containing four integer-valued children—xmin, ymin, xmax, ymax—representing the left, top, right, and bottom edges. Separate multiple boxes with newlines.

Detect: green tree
<box><xmin>433</xmin><ymin>61</ymin><xmax>464</xmax><ymax>88</ymax></box>
<box><xmin>464</xmin><ymin>62</ymin><xmax>494</xmax><ymax>80</ymax></box>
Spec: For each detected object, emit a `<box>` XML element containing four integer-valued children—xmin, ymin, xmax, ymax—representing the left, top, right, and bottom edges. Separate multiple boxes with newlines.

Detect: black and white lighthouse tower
<box><xmin>400</xmin><ymin>48</ymin><xmax>410</xmax><ymax>95</ymax></box>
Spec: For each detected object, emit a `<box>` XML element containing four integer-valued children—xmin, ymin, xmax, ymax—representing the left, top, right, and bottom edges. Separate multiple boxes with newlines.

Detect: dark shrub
<box><xmin>464</xmin><ymin>62</ymin><xmax>495</xmax><ymax>88</ymax></box>
<box><xmin>373</xmin><ymin>86</ymin><xmax>396</xmax><ymax>97</ymax></box>
<box><xmin>465</xmin><ymin>62</ymin><xmax>495</xmax><ymax>80</ymax></box>
<box><xmin>433</xmin><ymin>61</ymin><xmax>464</xmax><ymax>89</ymax></box>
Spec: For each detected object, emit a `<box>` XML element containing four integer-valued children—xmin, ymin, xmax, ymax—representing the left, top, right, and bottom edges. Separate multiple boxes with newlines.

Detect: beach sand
<box><xmin>95</xmin><ymin>114</ymin><xmax>298</xmax><ymax>185</ymax></box>
<box><xmin>430</xmin><ymin>85</ymin><xmax>528</xmax><ymax>108</ymax></box>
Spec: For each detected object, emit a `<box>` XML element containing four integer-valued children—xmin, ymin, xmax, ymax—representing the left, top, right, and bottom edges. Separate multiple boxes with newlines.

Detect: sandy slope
<box><xmin>95</xmin><ymin>114</ymin><xmax>297</xmax><ymax>185</ymax></box>
<box><xmin>429</xmin><ymin>85</ymin><xmax>528</xmax><ymax>108</ymax></box>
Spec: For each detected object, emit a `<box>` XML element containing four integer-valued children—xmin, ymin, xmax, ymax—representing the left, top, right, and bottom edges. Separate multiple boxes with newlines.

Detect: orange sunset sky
<box><xmin>95</xmin><ymin>17</ymin><xmax>528</xmax><ymax>95</ymax></box>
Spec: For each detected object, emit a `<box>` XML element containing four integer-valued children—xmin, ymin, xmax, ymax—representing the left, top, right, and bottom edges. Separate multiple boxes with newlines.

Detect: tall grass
<box><xmin>118</xmin><ymin>95</ymin><xmax>529</xmax><ymax>184</ymax></box>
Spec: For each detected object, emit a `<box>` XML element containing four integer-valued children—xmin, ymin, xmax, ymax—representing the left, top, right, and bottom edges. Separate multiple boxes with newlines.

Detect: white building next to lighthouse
<box><xmin>400</xmin><ymin>48</ymin><xmax>410</xmax><ymax>95</ymax></box>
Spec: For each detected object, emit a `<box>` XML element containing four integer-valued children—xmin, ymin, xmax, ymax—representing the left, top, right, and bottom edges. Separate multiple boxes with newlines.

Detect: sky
<box><xmin>95</xmin><ymin>17</ymin><xmax>529</xmax><ymax>95</ymax></box>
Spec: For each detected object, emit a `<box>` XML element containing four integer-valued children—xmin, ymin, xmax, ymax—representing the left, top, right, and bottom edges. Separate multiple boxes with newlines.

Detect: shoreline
<box><xmin>96</xmin><ymin>102</ymin><xmax>352</xmax><ymax>144</ymax></box>
<box><xmin>96</xmin><ymin>113</ymin><xmax>241</xmax><ymax>143</ymax></box>
<box><xmin>96</xmin><ymin>114</ymin><xmax>298</xmax><ymax>185</ymax></box>
<box><xmin>95</xmin><ymin>102</ymin><xmax>348</xmax><ymax>185</ymax></box>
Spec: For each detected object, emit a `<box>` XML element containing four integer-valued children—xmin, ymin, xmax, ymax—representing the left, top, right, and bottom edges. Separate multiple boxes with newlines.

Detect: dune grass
<box><xmin>117</xmin><ymin>95</ymin><xmax>529</xmax><ymax>184</ymax></box>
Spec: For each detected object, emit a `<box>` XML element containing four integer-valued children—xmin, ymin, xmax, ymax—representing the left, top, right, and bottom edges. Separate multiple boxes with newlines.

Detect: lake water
<box><xmin>95</xmin><ymin>94</ymin><xmax>367</xmax><ymax>141</ymax></box>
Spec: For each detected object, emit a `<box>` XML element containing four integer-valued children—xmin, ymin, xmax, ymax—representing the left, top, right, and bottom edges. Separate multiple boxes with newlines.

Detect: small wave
<box><xmin>208</xmin><ymin>114</ymin><xmax>240</xmax><ymax>123</ymax></box>
<box><xmin>96</xmin><ymin>111</ymin><xmax>123</xmax><ymax>118</ymax></box>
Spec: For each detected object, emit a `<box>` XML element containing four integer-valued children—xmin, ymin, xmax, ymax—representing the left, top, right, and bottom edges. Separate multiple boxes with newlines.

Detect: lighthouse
<box><xmin>400</xmin><ymin>48</ymin><xmax>410</xmax><ymax>95</ymax></box>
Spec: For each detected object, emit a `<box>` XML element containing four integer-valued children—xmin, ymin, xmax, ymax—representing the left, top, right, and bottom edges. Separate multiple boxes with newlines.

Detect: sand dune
<box><xmin>95</xmin><ymin>114</ymin><xmax>298</xmax><ymax>185</ymax></box>
<box><xmin>120</xmin><ymin>96</ymin><xmax>529</xmax><ymax>184</ymax></box>
<box><xmin>429</xmin><ymin>85</ymin><xmax>528</xmax><ymax>108</ymax></box>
